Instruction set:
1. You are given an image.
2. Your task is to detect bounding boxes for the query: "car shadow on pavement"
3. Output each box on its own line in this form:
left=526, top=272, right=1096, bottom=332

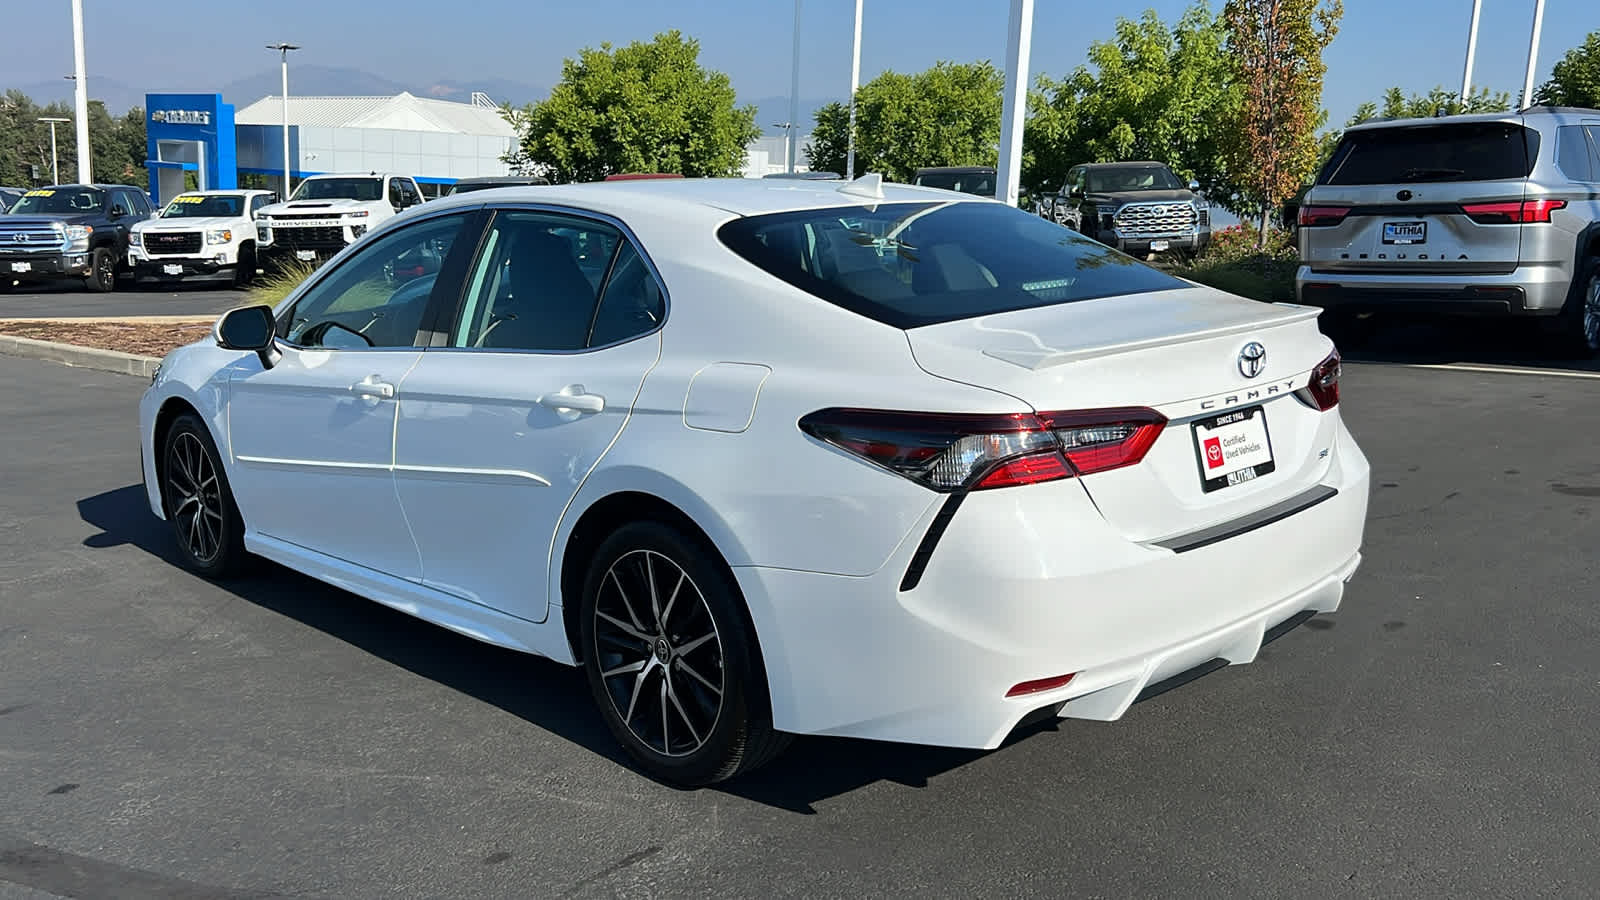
left=1324, top=314, right=1600, bottom=374
left=77, top=484, right=1021, bottom=813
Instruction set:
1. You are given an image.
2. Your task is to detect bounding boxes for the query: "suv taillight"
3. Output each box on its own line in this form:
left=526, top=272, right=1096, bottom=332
left=1295, top=349, right=1342, bottom=412
left=1461, top=199, right=1567, bottom=224
left=1297, top=206, right=1351, bottom=227
left=798, top=407, right=1168, bottom=492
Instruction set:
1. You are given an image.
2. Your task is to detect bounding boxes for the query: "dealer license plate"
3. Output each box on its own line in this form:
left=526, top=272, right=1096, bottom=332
left=1382, top=221, right=1426, bottom=244
left=1193, top=405, right=1275, bottom=493
left=1150, top=239, right=1170, bottom=251
left=295, top=250, right=317, bottom=261
left=163, top=264, right=184, bottom=276
left=10, top=262, right=31, bottom=273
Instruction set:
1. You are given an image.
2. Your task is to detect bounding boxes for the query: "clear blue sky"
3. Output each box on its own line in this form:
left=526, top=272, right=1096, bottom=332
left=2, top=0, right=1591, bottom=127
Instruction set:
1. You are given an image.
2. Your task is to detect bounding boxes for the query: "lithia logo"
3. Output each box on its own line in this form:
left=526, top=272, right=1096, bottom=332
left=150, top=109, right=211, bottom=125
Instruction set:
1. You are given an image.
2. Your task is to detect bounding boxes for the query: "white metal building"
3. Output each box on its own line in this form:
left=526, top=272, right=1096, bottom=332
left=233, top=91, right=516, bottom=196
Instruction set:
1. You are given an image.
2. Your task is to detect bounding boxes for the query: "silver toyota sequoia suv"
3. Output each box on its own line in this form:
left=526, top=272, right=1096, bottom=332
left=1296, top=106, right=1600, bottom=355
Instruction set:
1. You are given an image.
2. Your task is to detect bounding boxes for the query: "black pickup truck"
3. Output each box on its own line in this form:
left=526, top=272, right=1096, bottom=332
left=0, top=184, right=154, bottom=292
left=1035, top=162, right=1211, bottom=258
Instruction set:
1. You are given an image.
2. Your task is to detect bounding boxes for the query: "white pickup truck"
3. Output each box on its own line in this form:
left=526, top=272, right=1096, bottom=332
left=128, top=189, right=278, bottom=287
left=255, top=173, right=427, bottom=269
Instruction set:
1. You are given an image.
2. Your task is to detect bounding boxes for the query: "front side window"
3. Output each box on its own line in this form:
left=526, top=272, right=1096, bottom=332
left=452, top=211, right=643, bottom=352
left=290, top=178, right=384, bottom=202
left=10, top=187, right=105, bottom=215
left=718, top=201, right=1185, bottom=329
left=278, top=213, right=473, bottom=349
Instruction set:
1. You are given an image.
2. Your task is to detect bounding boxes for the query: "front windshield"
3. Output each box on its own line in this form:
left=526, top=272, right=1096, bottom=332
left=914, top=172, right=995, bottom=196
left=9, top=188, right=105, bottom=215
left=161, top=194, right=245, bottom=218
left=1086, top=166, right=1184, bottom=193
left=290, top=178, right=383, bottom=202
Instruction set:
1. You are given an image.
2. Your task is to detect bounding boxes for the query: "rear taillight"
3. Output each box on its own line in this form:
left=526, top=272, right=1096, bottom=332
left=798, top=406, right=1168, bottom=492
left=1461, top=199, right=1566, bottom=224
left=1297, top=206, right=1351, bottom=227
left=1295, top=349, right=1341, bottom=411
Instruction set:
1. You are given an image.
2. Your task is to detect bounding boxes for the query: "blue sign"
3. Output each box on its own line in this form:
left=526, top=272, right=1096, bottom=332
left=144, top=93, right=236, bottom=204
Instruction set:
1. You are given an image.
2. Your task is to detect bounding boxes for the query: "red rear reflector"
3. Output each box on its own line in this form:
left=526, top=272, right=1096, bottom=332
left=1297, top=206, right=1350, bottom=227
left=1006, top=673, right=1076, bottom=698
left=1461, top=199, right=1566, bottom=224
left=974, top=452, right=1072, bottom=488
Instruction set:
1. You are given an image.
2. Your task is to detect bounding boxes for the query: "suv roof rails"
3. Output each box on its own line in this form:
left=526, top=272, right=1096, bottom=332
left=1518, top=104, right=1600, bottom=116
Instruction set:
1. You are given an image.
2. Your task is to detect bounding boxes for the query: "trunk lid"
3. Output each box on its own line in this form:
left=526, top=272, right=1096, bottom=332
left=905, top=286, right=1339, bottom=542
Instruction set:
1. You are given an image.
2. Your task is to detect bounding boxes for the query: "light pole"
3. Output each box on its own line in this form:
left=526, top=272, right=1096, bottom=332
left=267, top=43, right=301, bottom=198
left=846, top=0, right=863, bottom=180
left=1460, top=0, right=1482, bottom=105
left=996, top=0, right=1035, bottom=208
left=69, top=0, right=91, bottom=184
left=38, top=117, right=69, bottom=185
left=787, top=0, right=802, bottom=173
left=771, top=123, right=792, bottom=176
left=1521, top=0, right=1547, bottom=108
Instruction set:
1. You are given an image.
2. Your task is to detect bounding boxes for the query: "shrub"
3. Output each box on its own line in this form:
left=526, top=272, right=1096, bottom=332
left=245, top=259, right=319, bottom=308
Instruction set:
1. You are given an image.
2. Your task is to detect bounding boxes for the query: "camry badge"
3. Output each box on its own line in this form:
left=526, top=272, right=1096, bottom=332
left=1238, top=342, right=1266, bottom=379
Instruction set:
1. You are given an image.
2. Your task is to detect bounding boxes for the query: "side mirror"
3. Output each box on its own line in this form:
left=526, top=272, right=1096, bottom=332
left=1188, top=179, right=1201, bottom=191
left=1069, top=185, right=1085, bottom=198
left=109, top=206, right=127, bottom=220
left=215, top=304, right=280, bottom=369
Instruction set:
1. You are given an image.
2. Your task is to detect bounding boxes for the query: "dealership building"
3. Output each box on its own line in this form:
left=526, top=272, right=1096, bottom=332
left=144, top=91, right=516, bottom=204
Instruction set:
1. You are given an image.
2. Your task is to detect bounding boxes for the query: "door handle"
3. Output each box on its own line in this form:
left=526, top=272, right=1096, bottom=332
left=538, top=385, right=605, bottom=414
left=350, top=377, right=395, bottom=399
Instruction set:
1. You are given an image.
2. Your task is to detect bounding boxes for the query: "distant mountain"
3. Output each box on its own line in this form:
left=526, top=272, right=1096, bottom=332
left=8, top=76, right=143, bottom=113
left=420, top=78, right=546, bottom=108
left=219, top=66, right=410, bottom=104
left=747, top=96, right=841, bottom=135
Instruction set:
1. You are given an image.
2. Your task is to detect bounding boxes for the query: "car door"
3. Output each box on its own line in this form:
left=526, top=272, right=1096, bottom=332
left=393, top=208, right=665, bottom=621
left=225, top=209, right=482, bottom=580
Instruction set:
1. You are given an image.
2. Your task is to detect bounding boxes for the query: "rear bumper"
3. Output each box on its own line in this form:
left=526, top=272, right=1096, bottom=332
left=737, top=417, right=1370, bottom=749
left=1295, top=264, right=1569, bottom=315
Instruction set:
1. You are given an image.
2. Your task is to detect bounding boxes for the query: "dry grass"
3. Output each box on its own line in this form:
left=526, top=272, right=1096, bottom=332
left=0, top=321, right=212, bottom=357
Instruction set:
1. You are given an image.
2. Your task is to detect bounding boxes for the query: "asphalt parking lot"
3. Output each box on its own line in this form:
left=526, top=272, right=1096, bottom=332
left=2, top=326, right=1599, bottom=898
left=0, top=282, right=244, bottom=319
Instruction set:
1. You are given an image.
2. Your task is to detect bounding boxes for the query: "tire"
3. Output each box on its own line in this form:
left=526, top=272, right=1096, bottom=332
left=83, top=247, right=116, bottom=293
left=579, top=521, right=790, bottom=786
left=1543, top=257, right=1600, bottom=358
left=159, top=413, right=249, bottom=578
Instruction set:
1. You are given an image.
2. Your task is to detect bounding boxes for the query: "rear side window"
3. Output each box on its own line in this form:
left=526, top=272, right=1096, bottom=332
left=1320, top=123, right=1538, bottom=185
left=717, top=202, right=1187, bottom=329
left=1556, top=126, right=1595, bottom=182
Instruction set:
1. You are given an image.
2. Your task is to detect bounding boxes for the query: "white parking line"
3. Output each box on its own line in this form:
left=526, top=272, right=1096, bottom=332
left=1353, top=360, right=1600, bottom=380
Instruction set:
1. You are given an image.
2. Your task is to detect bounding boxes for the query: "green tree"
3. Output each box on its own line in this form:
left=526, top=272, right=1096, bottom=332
left=807, top=61, right=1004, bottom=182
left=0, top=91, right=149, bottom=188
left=503, top=31, right=758, bottom=183
left=1025, top=4, right=1236, bottom=201
left=1221, top=0, right=1342, bottom=246
left=1534, top=30, right=1600, bottom=108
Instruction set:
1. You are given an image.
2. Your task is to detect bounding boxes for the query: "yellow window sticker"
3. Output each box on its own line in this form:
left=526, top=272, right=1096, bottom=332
left=24, top=189, right=55, bottom=197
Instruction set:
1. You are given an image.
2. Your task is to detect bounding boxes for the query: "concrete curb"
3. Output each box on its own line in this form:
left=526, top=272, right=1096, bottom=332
left=0, top=315, right=216, bottom=324
left=0, top=335, right=160, bottom=379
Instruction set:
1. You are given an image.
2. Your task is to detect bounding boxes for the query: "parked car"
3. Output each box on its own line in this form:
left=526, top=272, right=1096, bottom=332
left=0, top=184, right=154, bottom=292
left=603, top=173, right=684, bottom=181
left=129, top=190, right=277, bottom=287
left=1296, top=106, right=1600, bottom=355
left=911, top=166, right=996, bottom=197
left=447, top=175, right=550, bottom=195
left=0, top=187, right=26, bottom=213
left=1037, top=161, right=1212, bottom=258
left=140, top=176, right=1368, bottom=785
left=255, top=173, right=427, bottom=269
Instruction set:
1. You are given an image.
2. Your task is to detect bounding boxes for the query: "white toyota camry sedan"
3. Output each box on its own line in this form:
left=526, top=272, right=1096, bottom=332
left=139, top=175, right=1369, bottom=785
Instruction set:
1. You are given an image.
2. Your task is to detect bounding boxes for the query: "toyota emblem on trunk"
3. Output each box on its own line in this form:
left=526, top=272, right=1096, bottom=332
left=1238, top=342, right=1266, bottom=378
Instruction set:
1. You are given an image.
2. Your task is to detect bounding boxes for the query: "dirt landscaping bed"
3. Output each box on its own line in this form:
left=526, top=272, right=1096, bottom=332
left=0, top=320, right=212, bottom=358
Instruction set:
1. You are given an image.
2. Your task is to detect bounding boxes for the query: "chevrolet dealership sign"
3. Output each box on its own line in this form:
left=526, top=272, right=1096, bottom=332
left=150, top=109, right=212, bottom=125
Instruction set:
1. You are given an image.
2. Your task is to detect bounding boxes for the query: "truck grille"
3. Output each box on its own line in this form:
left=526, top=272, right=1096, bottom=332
left=144, top=231, right=202, bottom=255
left=1114, top=202, right=1199, bottom=238
left=272, top=226, right=347, bottom=249
left=0, top=223, right=64, bottom=251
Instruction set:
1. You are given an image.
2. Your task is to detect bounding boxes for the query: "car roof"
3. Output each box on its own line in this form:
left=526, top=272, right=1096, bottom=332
left=1343, top=111, right=1527, bottom=132
left=915, top=166, right=994, bottom=174
left=415, top=176, right=978, bottom=218
left=1081, top=161, right=1169, bottom=169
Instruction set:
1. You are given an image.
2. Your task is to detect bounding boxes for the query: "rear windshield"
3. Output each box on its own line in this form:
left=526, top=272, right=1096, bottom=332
left=717, top=201, right=1187, bottom=329
left=1320, top=122, right=1538, bottom=185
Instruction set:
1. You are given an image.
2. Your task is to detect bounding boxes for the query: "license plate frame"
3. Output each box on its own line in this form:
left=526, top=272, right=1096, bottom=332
left=10, top=262, right=31, bottom=273
left=1149, top=239, right=1170, bottom=252
left=1382, top=221, right=1427, bottom=245
left=1192, top=405, right=1276, bottom=493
